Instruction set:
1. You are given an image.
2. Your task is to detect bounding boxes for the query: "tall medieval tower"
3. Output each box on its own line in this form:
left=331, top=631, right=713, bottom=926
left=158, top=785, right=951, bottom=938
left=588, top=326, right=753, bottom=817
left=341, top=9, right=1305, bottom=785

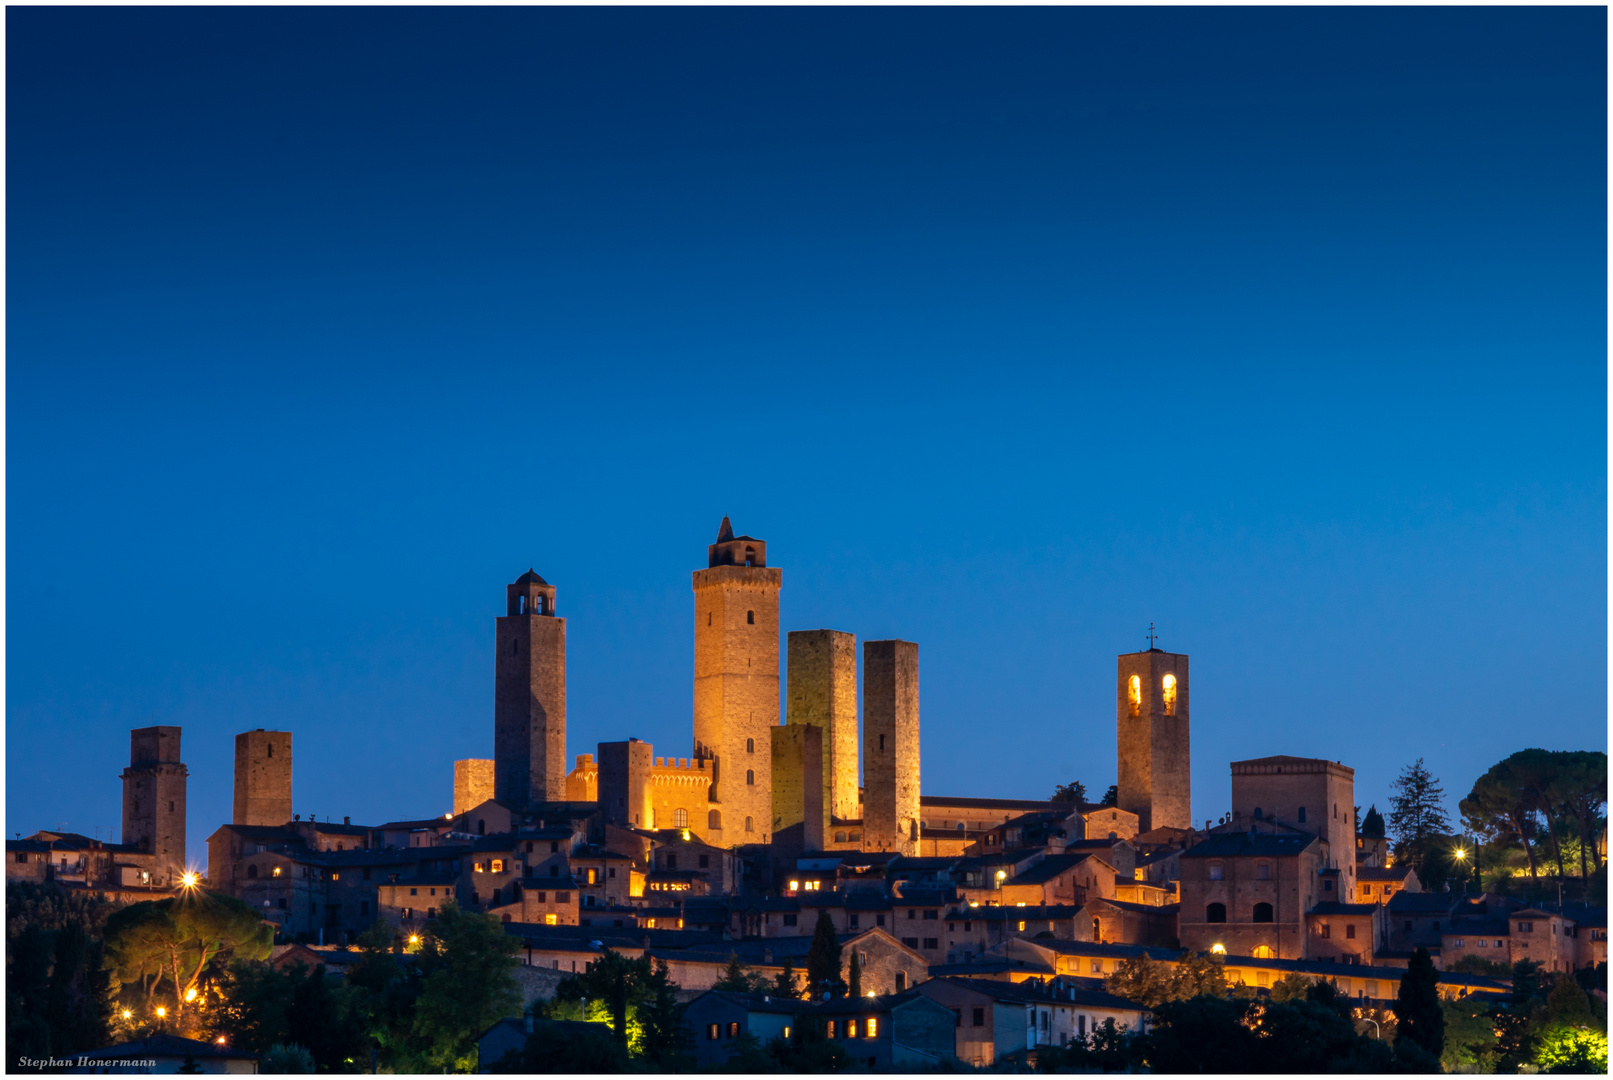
left=1116, top=646, right=1191, bottom=833
left=692, top=517, right=780, bottom=845
left=862, top=639, right=919, bottom=855
left=233, top=729, right=292, bottom=826
left=785, top=629, right=860, bottom=828
left=121, top=726, right=187, bottom=884
left=494, top=570, right=567, bottom=812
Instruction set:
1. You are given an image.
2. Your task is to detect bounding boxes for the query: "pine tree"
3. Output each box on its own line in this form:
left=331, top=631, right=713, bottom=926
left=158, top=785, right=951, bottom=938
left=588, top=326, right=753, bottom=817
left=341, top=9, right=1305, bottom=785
left=1388, top=759, right=1451, bottom=872
left=1360, top=804, right=1386, bottom=839
left=773, top=958, right=799, bottom=999
left=1100, top=785, right=1119, bottom=808
left=848, top=950, right=862, bottom=999
left=1394, top=947, right=1444, bottom=1059
left=1051, top=781, right=1087, bottom=805
left=805, top=910, right=844, bottom=1000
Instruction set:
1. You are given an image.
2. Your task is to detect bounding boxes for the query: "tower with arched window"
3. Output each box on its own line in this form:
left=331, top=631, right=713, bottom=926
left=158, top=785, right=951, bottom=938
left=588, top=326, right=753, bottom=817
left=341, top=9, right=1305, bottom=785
left=692, top=517, right=781, bottom=846
left=494, top=569, right=567, bottom=811
left=1115, top=645, right=1191, bottom=833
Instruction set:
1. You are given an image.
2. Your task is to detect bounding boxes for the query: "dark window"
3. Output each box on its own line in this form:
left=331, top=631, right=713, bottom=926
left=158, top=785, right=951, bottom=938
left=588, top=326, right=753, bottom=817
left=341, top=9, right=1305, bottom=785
left=363, top=868, right=372, bottom=881
left=923, top=937, right=939, bottom=949
left=1253, top=902, right=1273, bottom=923
left=13, top=853, right=25, bottom=864
left=850, top=913, right=860, bottom=928
left=1253, top=808, right=1263, bottom=821
left=709, top=810, right=722, bottom=830
left=608, top=867, right=616, bottom=878
left=551, top=842, right=559, bottom=853
left=247, top=865, right=258, bottom=879
left=746, top=770, right=755, bottom=786
left=747, top=738, right=755, bottom=753
left=699, top=854, right=709, bottom=868
left=924, top=910, right=938, bottom=920
left=1320, top=922, right=1331, bottom=939
left=877, top=914, right=885, bottom=926
left=972, top=1008, right=985, bottom=1027
left=1346, top=924, right=1356, bottom=940
left=1298, top=806, right=1307, bottom=823
left=667, top=853, right=677, bottom=869
left=747, top=610, right=755, bottom=624
left=908, top=909, right=916, bottom=919
left=526, top=842, right=533, bottom=853
left=477, top=819, right=486, bottom=836
left=276, top=898, right=286, bottom=910
left=902, top=937, right=919, bottom=948
left=556, top=891, right=569, bottom=903
left=879, top=735, right=885, bottom=751
left=360, top=901, right=370, bottom=916
left=1206, top=903, right=1227, bottom=923
left=784, top=914, right=798, bottom=927
left=1324, top=879, right=1334, bottom=891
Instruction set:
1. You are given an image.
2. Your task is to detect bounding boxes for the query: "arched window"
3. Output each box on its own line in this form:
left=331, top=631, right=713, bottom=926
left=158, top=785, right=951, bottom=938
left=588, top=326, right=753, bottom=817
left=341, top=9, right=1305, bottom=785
left=747, top=610, right=755, bottom=624
left=477, top=819, right=486, bottom=836
left=1206, top=903, right=1227, bottom=924
left=1162, top=673, right=1177, bottom=716
left=745, top=817, right=754, bottom=833
left=746, top=770, right=755, bottom=786
left=673, top=808, right=689, bottom=828
left=1128, top=675, right=1141, bottom=718
left=1092, top=916, right=1101, bottom=940
left=708, top=810, right=721, bottom=830
left=835, top=831, right=846, bottom=842
left=747, top=738, right=755, bottom=753
left=1298, top=806, right=1307, bottom=823
left=956, top=822, right=966, bottom=831
left=247, top=864, right=259, bottom=879
left=1253, top=902, right=1274, bottom=923
left=1252, top=945, right=1275, bottom=959
left=745, top=547, right=756, bottom=567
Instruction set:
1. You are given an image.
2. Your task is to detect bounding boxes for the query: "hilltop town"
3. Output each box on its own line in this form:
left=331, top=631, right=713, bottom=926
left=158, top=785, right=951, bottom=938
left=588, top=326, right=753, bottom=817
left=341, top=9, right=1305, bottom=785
left=10, top=519, right=1606, bottom=1071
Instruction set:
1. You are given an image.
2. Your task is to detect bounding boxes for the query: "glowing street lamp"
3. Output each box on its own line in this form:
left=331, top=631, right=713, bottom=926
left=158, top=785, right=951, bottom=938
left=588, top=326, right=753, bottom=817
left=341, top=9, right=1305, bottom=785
left=121, top=1009, right=132, bottom=1021
left=1210, top=943, right=1227, bottom=955
left=185, top=987, right=198, bottom=1002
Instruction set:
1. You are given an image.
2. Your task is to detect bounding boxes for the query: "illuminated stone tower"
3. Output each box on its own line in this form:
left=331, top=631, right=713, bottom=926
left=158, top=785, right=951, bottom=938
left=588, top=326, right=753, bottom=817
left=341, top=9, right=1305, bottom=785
left=233, top=729, right=292, bottom=826
left=785, top=629, right=860, bottom=828
left=122, top=726, right=187, bottom=884
left=692, top=517, right=781, bottom=846
left=494, top=570, right=567, bottom=812
left=862, top=639, right=920, bottom=855
left=1116, top=646, right=1191, bottom=833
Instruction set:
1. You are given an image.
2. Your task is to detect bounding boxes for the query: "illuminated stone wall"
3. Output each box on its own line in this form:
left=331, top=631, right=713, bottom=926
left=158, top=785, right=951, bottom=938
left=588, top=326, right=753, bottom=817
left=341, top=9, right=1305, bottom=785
left=1177, top=837, right=1323, bottom=960
left=565, top=754, right=598, bottom=802
left=1230, top=756, right=1358, bottom=901
left=863, top=640, right=920, bottom=856
left=786, top=629, right=860, bottom=826
left=234, top=729, right=293, bottom=826
left=452, top=757, right=494, bottom=816
left=771, top=723, right=824, bottom=855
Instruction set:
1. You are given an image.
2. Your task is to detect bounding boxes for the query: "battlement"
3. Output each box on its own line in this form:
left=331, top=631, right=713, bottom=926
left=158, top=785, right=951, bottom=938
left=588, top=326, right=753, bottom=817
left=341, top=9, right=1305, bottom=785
left=651, top=758, right=713, bottom=784
left=574, top=754, right=596, bottom=769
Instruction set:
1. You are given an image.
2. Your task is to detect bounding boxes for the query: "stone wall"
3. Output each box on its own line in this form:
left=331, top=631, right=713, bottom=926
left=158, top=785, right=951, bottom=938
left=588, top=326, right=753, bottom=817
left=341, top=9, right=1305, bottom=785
left=786, top=629, right=860, bottom=825
left=771, top=724, right=824, bottom=856
left=234, top=730, right=293, bottom=827
left=122, top=726, right=187, bottom=885
left=862, top=641, right=919, bottom=856
left=494, top=598, right=567, bottom=811
left=453, top=758, right=494, bottom=817
left=1115, top=651, right=1191, bottom=833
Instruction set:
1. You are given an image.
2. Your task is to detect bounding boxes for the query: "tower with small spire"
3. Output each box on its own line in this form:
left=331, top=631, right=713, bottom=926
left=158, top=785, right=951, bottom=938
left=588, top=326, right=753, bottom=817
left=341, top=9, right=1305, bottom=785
left=692, top=517, right=781, bottom=845
left=1116, top=638, right=1191, bottom=833
left=494, top=569, right=567, bottom=811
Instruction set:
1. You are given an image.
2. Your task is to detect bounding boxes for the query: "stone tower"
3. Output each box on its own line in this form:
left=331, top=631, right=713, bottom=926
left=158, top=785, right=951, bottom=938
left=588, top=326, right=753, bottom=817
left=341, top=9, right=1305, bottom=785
left=121, top=726, right=187, bottom=884
left=771, top=723, right=825, bottom=855
left=862, top=640, right=919, bottom=855
left=597, top=739, right=654, bottom=829
left=453, top=759, right=495, bottom=816
left=692, top=517, right=781, bottom=846
left=1116, top=647, right=1191, bottom=833
left=786, top=629, right=860, bottom=828
left=494, top=569, right=567, bottom=812
left=233, top=729, right=292, bottom=827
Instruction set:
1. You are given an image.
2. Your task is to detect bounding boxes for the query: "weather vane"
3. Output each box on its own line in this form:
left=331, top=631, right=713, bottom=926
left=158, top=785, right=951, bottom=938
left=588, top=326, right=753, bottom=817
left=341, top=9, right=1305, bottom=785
left=1146, top=622, right=1158, bottom=649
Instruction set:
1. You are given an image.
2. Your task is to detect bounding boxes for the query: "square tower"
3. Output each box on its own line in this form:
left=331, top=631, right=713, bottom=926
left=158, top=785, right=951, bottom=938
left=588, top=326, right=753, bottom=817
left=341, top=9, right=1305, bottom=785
left=862, top=639, right=919, bottom=855
left=121, top=726, right=187, bottom=884
left=494, top=569, right=567, bottom=812
left=233, top=729, right=292, bottom=826
left=1231, top=756, right=1357, bottom=900
left=597, top=739, right=655, bottom=829
left=1116, top=648, right=1191, bottom=833
left=771, top=723, right=825, bottom=856
left=786, top=629, right=860, bottom=826
left=692, top=517, right=781, bottom=846
left=454, top=758, right=495, bottom=816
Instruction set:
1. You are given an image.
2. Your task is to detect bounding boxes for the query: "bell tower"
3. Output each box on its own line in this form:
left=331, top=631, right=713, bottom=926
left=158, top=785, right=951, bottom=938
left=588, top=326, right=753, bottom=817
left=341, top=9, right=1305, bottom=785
left=692, top=517, right=781, bottom=846
left=494, top=570, right=567, bottom=812
left=1116, top=644, right=1191, bottom=833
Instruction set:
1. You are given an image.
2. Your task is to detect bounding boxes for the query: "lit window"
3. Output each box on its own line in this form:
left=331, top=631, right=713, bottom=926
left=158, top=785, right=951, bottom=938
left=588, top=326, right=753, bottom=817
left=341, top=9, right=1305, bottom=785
left=474, top=862, right=484, bottom=873
left=272, top=866, right=282, bottom=878
left=847, top=1020, right=857, bottom=1038
left=544, top=914, right=557, bottom=926
left=1162, top=673, right=1177, bottom=715
left=1128, top=675, right=1141, bottom=717
left=491, top=860, right=504, bottom=874
left=866, top=1018, right=877, bottom=1038
left=783, top=1026, right=791, bottom=1040
left=789, top=880, right=800, bottom=891
left=674, top=808, right=688, bottom=828
left=1018, top=921, right=1026, bottom=931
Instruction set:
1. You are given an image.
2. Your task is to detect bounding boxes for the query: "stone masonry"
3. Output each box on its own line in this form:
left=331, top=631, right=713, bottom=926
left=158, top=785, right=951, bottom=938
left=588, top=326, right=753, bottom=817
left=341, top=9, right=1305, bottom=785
left=771, top=722, right=825, bottom=854
left=122, top=725, right=187, bottom=884
left=786, top=629, right=860, bottom=827
left=454, top=758, right=496, bottom=816
left=494, top=570, right=567, bottom=812
left=863, top=640, right=919, bottom=855
left=692, top=518, right=780, bottom=844
left=233, top=729, right=292, bottom=827
left=1115, top=649, right=1190, bottom=833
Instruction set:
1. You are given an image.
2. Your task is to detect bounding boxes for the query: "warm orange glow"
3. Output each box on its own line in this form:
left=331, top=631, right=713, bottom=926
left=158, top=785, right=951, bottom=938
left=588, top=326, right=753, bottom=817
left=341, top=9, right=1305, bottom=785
left=1162, top=674, right=1177, bottom=715
left=544, top=914, right=558, bottom=925
left=156, top=1007, right=167, bottom=1018
left=121, top=1009, right=132, bottom=1020
left=185, top=987, right=198, bottom=1002
left=272, top=866, right=282, bottom=878
left=1252, top=945, right=1274, bottom=959
left=216, top=1037, right=227, bottom=1044
left=408, top=934, right=420, bottom=947
left=866, top=1017, right=878, bottom=1037
left=180, top=872, right=200, bottom=889
left=1454, top=848, right=1466, bottom=861
left=1128, top=674, right=1142, bottom=716
left=1210, top=943, right=1226, bottom=955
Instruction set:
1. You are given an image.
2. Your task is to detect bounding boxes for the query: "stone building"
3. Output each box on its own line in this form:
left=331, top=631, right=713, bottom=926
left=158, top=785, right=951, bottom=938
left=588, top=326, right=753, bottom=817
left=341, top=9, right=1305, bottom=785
left=1116, top=649, right=1190, bottom=833
left=785, top=628, right=860, bottom=827
left=454, top=758, right=495, bottom=816
left=1230, top=755, right=1358, bottom=902
left=494, top=570, right=567, bottom=812
left=121, top=726, right=187, bottom=886
left=233, top=729, right=292, bottom=827
left=692, top=517, right=781, bottom=844
left=863, top=639, right=920, bottom=855
left=1178, top=831, right=1324, bottom=959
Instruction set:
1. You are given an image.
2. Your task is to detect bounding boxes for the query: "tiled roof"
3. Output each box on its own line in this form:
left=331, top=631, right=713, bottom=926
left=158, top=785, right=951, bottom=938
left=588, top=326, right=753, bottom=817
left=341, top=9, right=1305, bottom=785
left=1308, top=903, right=1379, bottom=916
left=88, top=1034, right=256, bottom=1061
left=934, top=976, right=1147, bottom=1012
left=1356, top=866, right=1415, bottom=881
left=1010, top=853, right=1096, bottom=886
left=1181, top=833, right=1317, bottom=859
left=944, top=905, right=1081, bottom=922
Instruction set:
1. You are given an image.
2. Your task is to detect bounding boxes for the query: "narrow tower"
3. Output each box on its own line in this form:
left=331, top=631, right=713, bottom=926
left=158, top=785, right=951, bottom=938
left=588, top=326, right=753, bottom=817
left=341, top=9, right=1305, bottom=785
left=494, top=570, right=567, bottom=812
left=1116, top=644, right=1191, bottom=833
left=786, top=629, right=860, bottom=829
left=453, top=759, right=495, bottom=816
left=121, top=726, right=187, bottom=885
left=692, top=517, right=781, bottom=846
left=862, top=639, right=919, bottom=855
left=233, top=729, right=292, bottom=826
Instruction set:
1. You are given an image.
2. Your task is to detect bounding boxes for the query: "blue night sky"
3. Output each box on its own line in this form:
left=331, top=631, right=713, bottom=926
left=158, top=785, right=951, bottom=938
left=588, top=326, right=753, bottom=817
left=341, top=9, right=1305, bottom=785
left=7, top=7, right=1606, bottom=869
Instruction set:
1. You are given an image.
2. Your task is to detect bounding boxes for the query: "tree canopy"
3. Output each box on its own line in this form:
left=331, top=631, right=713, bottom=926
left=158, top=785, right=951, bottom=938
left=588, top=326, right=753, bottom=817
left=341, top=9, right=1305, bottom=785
left=103, top=891, right=271, bottom=1022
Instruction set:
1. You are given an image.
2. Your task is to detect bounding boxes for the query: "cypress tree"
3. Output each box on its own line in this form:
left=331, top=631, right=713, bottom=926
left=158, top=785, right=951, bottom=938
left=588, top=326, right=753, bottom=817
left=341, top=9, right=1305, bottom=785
left=1394, top=947, right=1444, bottom=1059
left=806, top=910, right=844, bottom=999
left=774, top=958, right=799, bottom=999
left=848, top=950, right=862, bottom=999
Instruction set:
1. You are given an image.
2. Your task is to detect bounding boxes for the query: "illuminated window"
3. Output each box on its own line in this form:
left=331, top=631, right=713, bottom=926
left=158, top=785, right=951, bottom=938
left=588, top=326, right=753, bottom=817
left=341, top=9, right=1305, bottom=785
left=272, top=866, right=282, bottom=878
left=783, top=1026, right=791, bottom=1039
left=491, top=860, right=504, bottom=874
left=866, top=1018, right=878, bottom=1038
left=847, top=1020, right=857, bottom=1038
left=789, top=880, right=800, bottom=891
left=586, top=868, right=597, bottom=885
left=1017, top=921, right=1026, bottom=931
left=728, top=1022, right=740, bottom=1038
left=1128, top=675, right=1141, bottom=717
left=673, top=808, right=688, bottom=828
left=826, top=1021, right=837, bottom=1039
left=474, top=862, right=484, bottom=873
left=707, top=1024, right=720, bottom=1041
left=544, top=914, right=557, bottom=925
left=1162, top=673, right=1176, bottom=715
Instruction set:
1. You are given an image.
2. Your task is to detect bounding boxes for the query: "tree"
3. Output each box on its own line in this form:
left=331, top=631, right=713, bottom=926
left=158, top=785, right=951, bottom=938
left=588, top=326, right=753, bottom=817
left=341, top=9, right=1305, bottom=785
left=636, top=959, right=691, bottom=1071
left=1144, top=995, right=1261, bottom=1073
left=1553, top=750, right=1608, bottom=879
left=847, top=950, right=861, bottom=1000
left=1394, top=947, right=1444, bottom=1059
left=1103, top=953, right=1229, bottom=1009
left=805, top=910, right=843, bottom=999
left=1268, top=972, right=1314, bottom=1003
left=260, top=1043, right=315, bottom=1073
left=1360, top=804, right=1386, bottom=839
left=1100, top=785, right=1119, bottom=808
left=1051, top=781, right=1087, bottom=805
left=1388, top=759, right=1452, bottom=874
left=409, top=902, right=521, bottom=1072
left=1440, top=993, right=1501, bottom=1073
left=103, top=892, right=271, bottom=1023
left=773, top=958, right=800, bottom=1000
left=488, top=1020, right=630, bottom=1073
left=713, top=953, right=769, bottom=994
